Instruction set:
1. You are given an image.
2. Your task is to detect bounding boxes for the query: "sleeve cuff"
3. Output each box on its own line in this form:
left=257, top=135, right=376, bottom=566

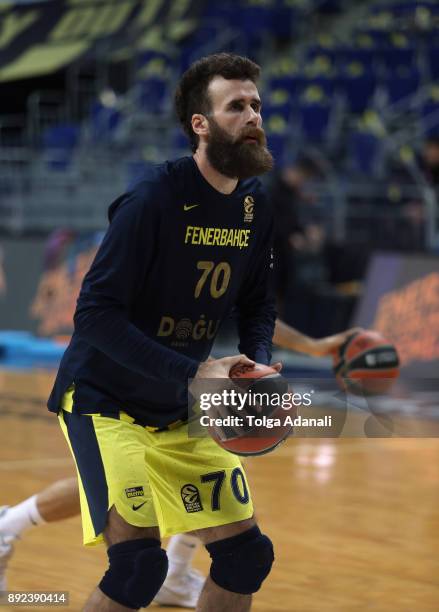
left=252, top=347, right=271, bottom=365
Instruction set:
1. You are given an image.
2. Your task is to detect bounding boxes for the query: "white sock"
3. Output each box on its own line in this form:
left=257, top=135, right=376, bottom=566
left=0, top=496, right=45, bottom=538
left=166, top=533, right=199, bottom=578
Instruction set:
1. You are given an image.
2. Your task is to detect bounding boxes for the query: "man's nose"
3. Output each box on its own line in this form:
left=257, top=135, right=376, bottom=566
left=246, top=106, right=260, bottom=126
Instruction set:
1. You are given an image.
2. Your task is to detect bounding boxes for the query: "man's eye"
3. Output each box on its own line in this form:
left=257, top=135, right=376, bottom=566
left=231, top=102, right=243, bottom=111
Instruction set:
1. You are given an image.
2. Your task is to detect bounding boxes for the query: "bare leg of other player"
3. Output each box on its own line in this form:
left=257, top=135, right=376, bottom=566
left=36, top=477, right=80, bottom=520
left=0, top=478, right=204, bottom=607
left=192, top=518, right=257, bottom=612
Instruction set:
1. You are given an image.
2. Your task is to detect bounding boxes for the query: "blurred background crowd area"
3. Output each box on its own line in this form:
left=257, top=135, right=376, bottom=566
left=1, top=0, right=439, bottom=340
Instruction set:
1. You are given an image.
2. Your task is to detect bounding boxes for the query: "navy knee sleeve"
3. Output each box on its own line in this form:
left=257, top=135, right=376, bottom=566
left=99, top=538, right=168, bottom=609
left=206, top=526, right=274, bottom=595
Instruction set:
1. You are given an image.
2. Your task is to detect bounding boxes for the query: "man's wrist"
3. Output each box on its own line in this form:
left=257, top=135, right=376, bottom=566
left=291, top=335, right=322, bottom=356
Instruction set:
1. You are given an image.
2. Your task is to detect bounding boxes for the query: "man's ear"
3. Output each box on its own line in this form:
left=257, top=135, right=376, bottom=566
left=192, top=114, right=209, bottom=138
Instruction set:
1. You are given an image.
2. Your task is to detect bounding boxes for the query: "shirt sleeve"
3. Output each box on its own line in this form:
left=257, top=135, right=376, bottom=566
left=235, top=211, right=277, bottom=365
left=73, top=184, right=199, bottom=382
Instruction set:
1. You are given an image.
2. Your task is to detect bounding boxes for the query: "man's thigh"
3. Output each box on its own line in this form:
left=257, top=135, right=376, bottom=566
left=145, top=425, right=255, bottom=537
left=59, top=409, right=159, bottom=546
left=190, top=516, right=257, bottom=545
left=104, top=506, right=161, bottom=547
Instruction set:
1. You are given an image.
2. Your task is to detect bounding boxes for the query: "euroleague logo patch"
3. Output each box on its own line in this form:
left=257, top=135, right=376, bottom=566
left=243, top=195, right=254, bottom=223
left=181, top=484, right=203, bottom=513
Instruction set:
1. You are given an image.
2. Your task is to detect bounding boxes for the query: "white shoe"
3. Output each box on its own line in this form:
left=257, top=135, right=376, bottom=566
left=154, top=568, right=205, bottom=608
left=0, top=507, right=16, bottom=592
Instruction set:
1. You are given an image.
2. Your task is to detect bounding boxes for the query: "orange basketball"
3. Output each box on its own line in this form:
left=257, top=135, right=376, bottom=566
left=207, top=363, right=295, bottom=457
left=333, top=330, right=400, bottom=396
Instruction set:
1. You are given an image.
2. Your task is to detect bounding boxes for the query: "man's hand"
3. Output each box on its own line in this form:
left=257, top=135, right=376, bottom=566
left=190, top=355, right=256, bottom=435
left=271, top=362, right=282, bottom=372
left=195, top=354, right=255, bottom=379
left=305, top=328, right=363, bottom=357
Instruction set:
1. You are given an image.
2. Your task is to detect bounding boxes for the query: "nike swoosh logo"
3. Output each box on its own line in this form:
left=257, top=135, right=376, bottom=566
left=184, top=204, right=199, bottom=211
left=132, top=501, right=147, bottom=511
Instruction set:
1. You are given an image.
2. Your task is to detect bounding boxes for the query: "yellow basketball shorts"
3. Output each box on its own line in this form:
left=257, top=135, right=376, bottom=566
left=58, top=391, right=253, bottom=546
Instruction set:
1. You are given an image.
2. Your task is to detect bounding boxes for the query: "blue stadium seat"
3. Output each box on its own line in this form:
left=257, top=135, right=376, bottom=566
left=264, top=89, right=294, bottom=122
left=348, top=130, right=383, bottom=176
left=234, top=1, right=276, bottom=35
left=384, top=66, right=420, bottom=105
left=271, top=1, right=298, bottom=40
left=427, top=46, right=439, bottom=80
left=264, top=106, right=293, bottom=123
left=355, top=29, right=389, bottom=47
left=264, top=94, right=291, bottom=164
left=421, top=99, right=439, bottom=136
left=268, top=76, right=304, bottom=97
left=304, top=53, right=335, bottom=77
left=297, top=92, right=332, bottom=143
left=301, top=76, right=336, bottom=98
left=337, top=46, right=377, bottom=71
left=306, top=45, right=339, bottom=65
left=42, top=124, right=80, bottom=171
left=137, top=77, right=169, bottom=113
left=266, top=133, right=288, bottom=165
left=378, top=33, right=416, bottom=69
left=89, top=101, right=121, bottom=143
left=337, top=62, right=377, bottom=114
left=202, top=1, right=235, bottom=22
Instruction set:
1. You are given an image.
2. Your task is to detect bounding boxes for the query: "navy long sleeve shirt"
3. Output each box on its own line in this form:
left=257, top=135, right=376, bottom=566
left=48, top=156, right=276, bottom=426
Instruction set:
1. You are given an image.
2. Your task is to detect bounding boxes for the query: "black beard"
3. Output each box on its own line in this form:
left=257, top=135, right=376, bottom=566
left=205, top=119, right=274, bottom=180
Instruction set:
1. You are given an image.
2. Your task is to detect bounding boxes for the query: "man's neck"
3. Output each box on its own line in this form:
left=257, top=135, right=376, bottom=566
left=193, top=149, right=238, bottom=195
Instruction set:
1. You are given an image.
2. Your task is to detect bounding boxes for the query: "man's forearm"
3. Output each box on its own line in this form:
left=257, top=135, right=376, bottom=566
left=273, top=319, right=315, bottom=354
left=273, top=320, right=359, bottom=357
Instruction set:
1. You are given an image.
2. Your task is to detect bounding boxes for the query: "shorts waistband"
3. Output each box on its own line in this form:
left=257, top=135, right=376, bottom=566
left=61, top=386, right=187, bottom=431
left=100, top=410, right=187, bottom=432
left=144, top=418, right=187, bottom=432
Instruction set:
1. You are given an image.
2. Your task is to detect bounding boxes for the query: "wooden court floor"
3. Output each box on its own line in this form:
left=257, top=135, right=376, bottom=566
left=1, top=370, right=438, bottom=611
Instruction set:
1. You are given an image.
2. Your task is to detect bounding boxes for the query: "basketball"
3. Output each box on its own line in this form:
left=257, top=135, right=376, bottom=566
left=207, top=363, right=295, bottom=457
left=333, top=331, right=400, bottom=396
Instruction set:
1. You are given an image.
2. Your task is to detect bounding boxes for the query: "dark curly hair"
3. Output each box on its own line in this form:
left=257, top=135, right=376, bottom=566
left=175, top=53, right=261, bottom=153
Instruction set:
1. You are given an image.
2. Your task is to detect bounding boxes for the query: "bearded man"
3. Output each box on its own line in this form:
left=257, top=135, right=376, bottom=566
left=47, top=53, right=278, bottom=611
